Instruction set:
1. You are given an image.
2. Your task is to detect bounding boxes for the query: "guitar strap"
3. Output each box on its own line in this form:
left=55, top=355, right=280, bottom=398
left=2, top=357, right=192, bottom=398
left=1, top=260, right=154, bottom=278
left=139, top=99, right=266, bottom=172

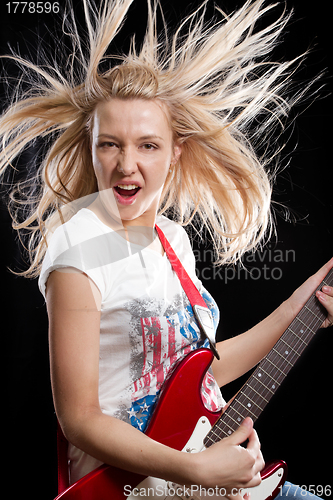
left=155, top=225, right=220, bottom=360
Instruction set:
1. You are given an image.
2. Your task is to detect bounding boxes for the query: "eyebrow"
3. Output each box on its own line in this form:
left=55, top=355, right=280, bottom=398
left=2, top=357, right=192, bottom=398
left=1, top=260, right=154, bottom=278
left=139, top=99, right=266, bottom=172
left=97, top=134, right=165, bottom=142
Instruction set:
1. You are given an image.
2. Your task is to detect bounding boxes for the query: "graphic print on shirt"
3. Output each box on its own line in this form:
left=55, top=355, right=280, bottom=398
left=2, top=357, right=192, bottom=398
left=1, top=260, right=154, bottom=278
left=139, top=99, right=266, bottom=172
left=123, top=289, right=221, bottom=431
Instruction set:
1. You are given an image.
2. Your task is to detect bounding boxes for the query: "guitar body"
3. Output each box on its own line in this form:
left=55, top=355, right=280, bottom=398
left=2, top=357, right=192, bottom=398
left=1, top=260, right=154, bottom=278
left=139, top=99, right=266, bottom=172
left=55, top=349, right=287, bottom=500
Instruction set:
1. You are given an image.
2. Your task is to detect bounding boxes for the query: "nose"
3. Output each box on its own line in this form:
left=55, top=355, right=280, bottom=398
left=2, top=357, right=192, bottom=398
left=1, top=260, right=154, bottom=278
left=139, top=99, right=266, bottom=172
left=117, top=149, right=138, bottom=175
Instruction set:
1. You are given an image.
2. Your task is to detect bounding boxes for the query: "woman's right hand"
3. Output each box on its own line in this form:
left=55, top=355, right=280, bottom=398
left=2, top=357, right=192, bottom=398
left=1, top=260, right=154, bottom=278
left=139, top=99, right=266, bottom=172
left=190, top=417, right=264, bottom=496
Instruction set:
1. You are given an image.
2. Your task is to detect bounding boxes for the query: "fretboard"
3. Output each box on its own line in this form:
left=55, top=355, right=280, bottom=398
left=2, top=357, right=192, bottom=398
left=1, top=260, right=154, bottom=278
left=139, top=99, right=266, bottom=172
left=204, top=266, right=333, bottom=447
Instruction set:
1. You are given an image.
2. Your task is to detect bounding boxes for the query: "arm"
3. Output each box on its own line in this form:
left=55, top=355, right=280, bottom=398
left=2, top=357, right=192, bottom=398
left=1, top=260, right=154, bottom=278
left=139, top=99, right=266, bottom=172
left=47, top=269, right=264, bottom=490
left=212, top=258, right=333, bottom=388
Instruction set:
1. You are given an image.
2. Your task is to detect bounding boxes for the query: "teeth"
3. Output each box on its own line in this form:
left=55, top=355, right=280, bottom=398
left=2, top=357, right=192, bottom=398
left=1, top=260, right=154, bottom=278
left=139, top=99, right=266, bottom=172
left=116, top=184, right=139, bottom=190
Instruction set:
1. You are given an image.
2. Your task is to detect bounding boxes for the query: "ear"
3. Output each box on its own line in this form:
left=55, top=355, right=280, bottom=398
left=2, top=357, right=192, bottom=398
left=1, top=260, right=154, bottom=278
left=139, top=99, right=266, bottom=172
left=172, top=143, right=182, bottom=165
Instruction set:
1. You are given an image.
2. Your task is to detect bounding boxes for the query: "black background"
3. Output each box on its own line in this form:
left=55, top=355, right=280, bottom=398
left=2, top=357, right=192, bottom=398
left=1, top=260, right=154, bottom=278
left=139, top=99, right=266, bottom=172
left=1, top=1, right=332, bottom=499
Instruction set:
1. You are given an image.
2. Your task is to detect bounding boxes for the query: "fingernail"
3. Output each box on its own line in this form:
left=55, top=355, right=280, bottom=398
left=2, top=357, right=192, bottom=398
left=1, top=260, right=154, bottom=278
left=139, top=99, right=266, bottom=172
left=241, top=417, right=253, bottom=428
left=322, top=286, right=331, bottom=293
left=317, top=291, right=326, bottom=301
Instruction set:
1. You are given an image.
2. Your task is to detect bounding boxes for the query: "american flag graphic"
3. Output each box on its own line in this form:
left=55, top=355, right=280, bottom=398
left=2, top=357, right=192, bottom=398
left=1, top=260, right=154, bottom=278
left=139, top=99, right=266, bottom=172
left=127, top=301, right=220, bottom=431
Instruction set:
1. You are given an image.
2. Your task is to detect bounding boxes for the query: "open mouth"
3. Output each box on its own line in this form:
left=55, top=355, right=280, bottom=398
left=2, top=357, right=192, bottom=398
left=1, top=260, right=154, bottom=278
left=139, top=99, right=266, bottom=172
left=114, top=184, right=141, bottom=197
left=113, top=184, right=141, bottom=205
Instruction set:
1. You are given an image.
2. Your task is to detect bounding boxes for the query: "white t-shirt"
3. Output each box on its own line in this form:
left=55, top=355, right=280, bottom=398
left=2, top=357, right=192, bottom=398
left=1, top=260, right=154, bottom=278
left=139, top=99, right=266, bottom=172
left=39, top=209, right=224, bottom=484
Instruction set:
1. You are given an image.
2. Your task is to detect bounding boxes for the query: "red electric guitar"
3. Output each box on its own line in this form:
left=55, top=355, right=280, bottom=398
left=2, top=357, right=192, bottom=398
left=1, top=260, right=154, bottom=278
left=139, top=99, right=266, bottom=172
left=55, top=266, right=332, bottom=500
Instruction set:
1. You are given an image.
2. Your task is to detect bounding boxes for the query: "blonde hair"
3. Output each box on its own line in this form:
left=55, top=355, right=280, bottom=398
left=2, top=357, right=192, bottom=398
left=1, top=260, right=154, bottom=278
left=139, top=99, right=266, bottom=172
left=0, top=0, right=305, bottom=277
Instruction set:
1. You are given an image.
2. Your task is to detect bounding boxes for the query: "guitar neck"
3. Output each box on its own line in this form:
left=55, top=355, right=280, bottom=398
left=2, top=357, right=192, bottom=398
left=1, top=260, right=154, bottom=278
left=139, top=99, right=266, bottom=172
left=204, top=267, right=333, bottom=447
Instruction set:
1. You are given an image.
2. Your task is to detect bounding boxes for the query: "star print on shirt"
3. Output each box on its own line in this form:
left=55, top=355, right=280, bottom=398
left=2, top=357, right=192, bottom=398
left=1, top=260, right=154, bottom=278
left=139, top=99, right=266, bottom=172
left=141, top=402, right=150, bottom=412
left=127, top=395, right=158, bottom=431
left=127, top=407, right=137, bottom=419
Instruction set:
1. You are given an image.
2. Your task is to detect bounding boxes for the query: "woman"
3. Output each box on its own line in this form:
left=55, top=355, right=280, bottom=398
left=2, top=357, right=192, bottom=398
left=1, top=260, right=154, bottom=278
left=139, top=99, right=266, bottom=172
left=1, top=0, right=332, bottom=497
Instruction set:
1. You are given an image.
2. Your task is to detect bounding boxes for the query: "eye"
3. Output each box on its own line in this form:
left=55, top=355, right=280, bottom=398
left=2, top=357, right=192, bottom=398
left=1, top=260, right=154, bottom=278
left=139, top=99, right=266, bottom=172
left=98, top=141, right=118, bottom=149
left=142, top=143, right=157, bottom=150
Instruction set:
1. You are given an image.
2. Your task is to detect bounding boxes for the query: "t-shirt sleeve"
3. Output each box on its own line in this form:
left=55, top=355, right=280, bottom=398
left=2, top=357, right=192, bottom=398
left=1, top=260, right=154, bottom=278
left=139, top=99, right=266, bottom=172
left=38, top=222, right=108, bottom=299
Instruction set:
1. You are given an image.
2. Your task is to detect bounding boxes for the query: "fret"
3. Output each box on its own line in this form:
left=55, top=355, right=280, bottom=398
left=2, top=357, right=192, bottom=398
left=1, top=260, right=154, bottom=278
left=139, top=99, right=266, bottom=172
left=274, top=341, right=300, bottom=363
left=227, top=404, right=247, bottom=422
left=220, top=418, right=240, bottom=436
left=277, top=337, right=300, bottom=357
left=257, top=365, right=284, bottom=390
left=212, top=425, right=231, bottom=440
left=228, top=410, right=243, bottom=425
left=204, top=268, right=332, bottom=447
left=296, top=316, right=315, bottom=333
left=246, top=382, right=269, bottom=403
left=208, top=427, right=223, bottom=441
left=253, top=372, right=275, bottom=394
left=229, top=398, right=255, bottom=417
left=243, top=380, right=271, bottom=407
left=204, top=437, right=213, bottom=447
left=224, top=425, right=235, bottom=436
left=211, top=413, right=243, bottom=441
left=236, top=397, right=262, bottom=416
left=211, top=409, right=243, bottom=440
left=224, top=406, right=245, bottom=421
left=255, top=365, right=281, bottom=389
left=265, top=357, right=287, bottom=377
left=303, top=304, right=322, bottom=322
left=272, top=347, right=293, bottom=367
left=241, top=394, right=264, bottom=413
left=224, top=411, right=243, bottom=428
left=231, top=398, right=258, bottom=419
left=288, top=326, right=308, bottom=346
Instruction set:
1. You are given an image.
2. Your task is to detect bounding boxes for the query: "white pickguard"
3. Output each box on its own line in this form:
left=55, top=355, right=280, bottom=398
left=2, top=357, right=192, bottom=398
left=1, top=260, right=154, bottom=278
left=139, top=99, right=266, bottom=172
left=126, top=417, right=284, bottom=500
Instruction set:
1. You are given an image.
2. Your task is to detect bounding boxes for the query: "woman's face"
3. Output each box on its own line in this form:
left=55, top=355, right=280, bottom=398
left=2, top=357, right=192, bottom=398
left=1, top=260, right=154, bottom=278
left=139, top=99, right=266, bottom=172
left=90, top=98, right=181, bottom=228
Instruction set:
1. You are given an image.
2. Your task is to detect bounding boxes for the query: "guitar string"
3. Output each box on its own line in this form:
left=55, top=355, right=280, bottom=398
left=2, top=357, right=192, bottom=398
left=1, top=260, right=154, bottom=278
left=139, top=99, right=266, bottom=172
left=206, top=270, right=333, bottom=444
left=206, top=282, right=332, bottom=444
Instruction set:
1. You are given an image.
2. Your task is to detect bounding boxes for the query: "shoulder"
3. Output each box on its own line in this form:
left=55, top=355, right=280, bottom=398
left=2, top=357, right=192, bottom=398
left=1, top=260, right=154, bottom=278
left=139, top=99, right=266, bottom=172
left=156, top=215, right=192, bottom=251
left=39, top=209, right=112, bottom=298
left=156, top=215, right=198, bottom=281
left=42, top=209, right=107, bottom=267
left=48, top=209, right=106, bottom=247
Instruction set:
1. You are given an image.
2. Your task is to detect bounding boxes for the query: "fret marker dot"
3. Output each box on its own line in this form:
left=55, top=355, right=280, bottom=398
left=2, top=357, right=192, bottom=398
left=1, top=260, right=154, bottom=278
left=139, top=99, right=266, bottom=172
left=258, top=373, right=262, bottom=377
left=237, top=417, right=241, bottom=422
left=247, top=403, right=251, bottom=408
left=300, top=329, right=304, bottom=333
left=228, top=430, right=232, bottom=435
left=272, top=384, right=275, bottom=389
left=285, top=351, right=289, bottom=355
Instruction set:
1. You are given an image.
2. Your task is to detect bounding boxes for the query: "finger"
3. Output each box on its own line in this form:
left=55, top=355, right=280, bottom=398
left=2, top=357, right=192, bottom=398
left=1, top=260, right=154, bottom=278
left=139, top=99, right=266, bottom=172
left=316, top=288, right=333, bottom=327
left=254, top=451, right=265, bottom=476
left=322, top=285, right=333, bottom=297
left=316, top=289, right=333, bottom=304
left=246, top=429, right=265, bottom=478
left=227, top=417, right=254, bottom=446
left=246, top=427, right=260, bottom=449
left=246, top=428, right=263, bottom=460
left=246, top=470, right=263, bottom=489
